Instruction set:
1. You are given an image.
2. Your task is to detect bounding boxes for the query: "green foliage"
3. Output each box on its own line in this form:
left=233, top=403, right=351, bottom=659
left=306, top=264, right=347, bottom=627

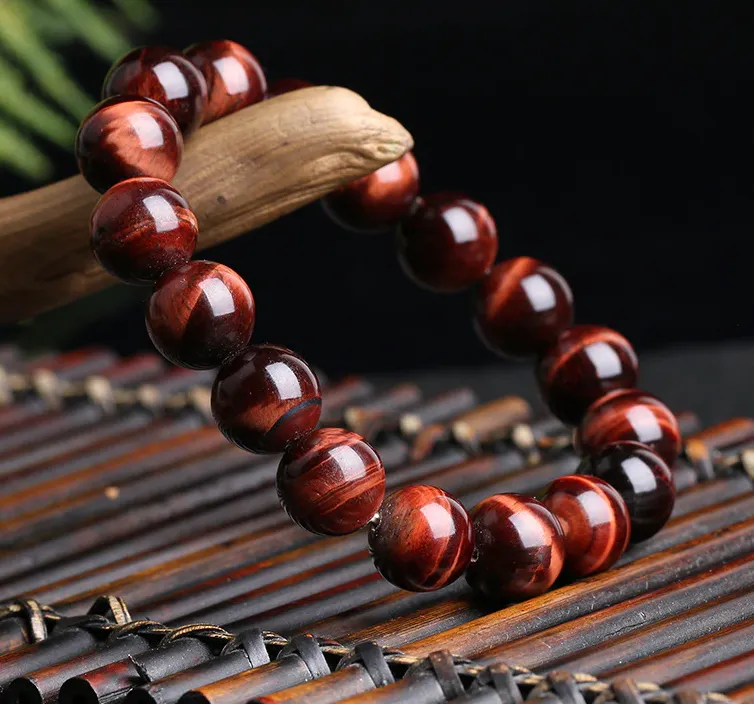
left=0, top=0, right=159, bottom=181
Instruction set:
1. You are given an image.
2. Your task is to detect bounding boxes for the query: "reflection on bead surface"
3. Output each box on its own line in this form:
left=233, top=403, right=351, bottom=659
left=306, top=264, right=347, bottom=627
left=466, top=494, right=565, bottom=600
left=267, top=78, right=314, bottom=97
left=369, top=486, right=474, bottom=592
left=76, top=96, right=183, bottom=193
left=212, top=344, right=321, bottom=453
left=576, top=389, right=681, bottom=467
left=323, top=152, right=420, bottom=233
left=396, top=193, right=497, bottom=292
left=146, top=261, right=254, bottom=369
left=184, top=40, right=266, bottom=123
left=475, top=257, right=574, bottom=359
left=103, top=46, right=208, bottom=136
left=543, top=474, right=631, bottom=575
left=580, top=441, right=675, bottom=542
left=537, top=325, right=639, bottom=426
left=90, top=178, right=197, bottom=285
left=278, top=428, right=385, bottom=536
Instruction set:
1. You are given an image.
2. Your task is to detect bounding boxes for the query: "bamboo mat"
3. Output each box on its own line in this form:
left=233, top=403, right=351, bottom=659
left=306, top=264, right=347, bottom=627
left=0, top=344, right=752, bottom=704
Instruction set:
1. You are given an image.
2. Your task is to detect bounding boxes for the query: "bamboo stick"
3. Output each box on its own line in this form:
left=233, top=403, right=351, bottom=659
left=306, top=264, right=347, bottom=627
left=542, top=589, right=754, bottom=675
left=394, top=516, right=754, bottom=658
left=728, top=683, right=754, bottom=703
left=479, top=551, right=754, bottom=671
left=602, top=616, right=754, bottom=684
left=665, top=649, right=754, bottom=695
left=0, top=375, right=379, bottom=577
left=4, top=633, right=152, bottom=704
left=119, top=480, right=754, bottom=704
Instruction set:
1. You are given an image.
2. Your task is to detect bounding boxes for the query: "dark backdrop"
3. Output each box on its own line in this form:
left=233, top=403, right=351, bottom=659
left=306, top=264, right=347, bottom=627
left=2, top=0, right=753, bottom=375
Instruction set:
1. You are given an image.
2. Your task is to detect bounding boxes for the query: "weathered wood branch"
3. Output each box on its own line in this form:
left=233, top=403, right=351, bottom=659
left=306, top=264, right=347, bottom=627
left=0, top=86, right=413, bottom=323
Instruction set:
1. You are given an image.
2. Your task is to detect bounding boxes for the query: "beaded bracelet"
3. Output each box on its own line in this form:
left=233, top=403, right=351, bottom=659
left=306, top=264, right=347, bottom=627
left=74, top=40, right=681, bottom=602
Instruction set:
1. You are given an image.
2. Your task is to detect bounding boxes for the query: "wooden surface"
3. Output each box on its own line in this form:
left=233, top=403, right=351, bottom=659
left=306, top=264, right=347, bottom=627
left=0, top=87, right=413, bottom=323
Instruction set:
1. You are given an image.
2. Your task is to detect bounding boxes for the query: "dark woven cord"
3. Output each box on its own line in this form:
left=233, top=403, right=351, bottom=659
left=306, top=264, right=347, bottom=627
left=0, top=597, right=732, bottom=704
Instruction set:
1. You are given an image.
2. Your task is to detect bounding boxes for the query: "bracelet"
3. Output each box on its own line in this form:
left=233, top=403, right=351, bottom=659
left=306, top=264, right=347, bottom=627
left=74, top=40, right=681, bottom=603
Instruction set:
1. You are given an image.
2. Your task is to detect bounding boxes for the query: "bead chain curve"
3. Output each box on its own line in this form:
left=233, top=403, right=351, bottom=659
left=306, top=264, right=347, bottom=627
left=75, top=40, right=682, bottom=601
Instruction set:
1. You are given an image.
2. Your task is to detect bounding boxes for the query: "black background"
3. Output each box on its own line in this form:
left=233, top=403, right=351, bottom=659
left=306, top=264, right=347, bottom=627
left=2, top=0, right=754, bottom=377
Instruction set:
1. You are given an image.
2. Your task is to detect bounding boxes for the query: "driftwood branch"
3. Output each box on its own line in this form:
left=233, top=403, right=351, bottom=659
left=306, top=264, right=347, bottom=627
left=0, top=86, right=413, bottom=323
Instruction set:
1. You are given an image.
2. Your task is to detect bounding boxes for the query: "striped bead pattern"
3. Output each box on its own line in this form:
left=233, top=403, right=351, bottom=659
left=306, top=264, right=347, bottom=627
left=537, top=324, right=639, bottom=426
left=543, top=474, right=631, bottom=576
left=211, top=344, right=321, bottom=454
left=146, top=260, right=255, bottom=370
left=576, top=389, right=682, bottom=467
left=91, top=178, right=198, bottom=285
left=278, top=428, right=385, bottom=536
left=466, top=493, right=565, bottom=600
left=369, top=485, right=474, bottom=592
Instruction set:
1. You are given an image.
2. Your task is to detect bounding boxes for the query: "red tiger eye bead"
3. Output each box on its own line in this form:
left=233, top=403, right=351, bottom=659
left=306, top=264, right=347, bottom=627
left=369, top=485, right=474, bottom=592
left=90, top=178, right=198, bottom=285
left=211, top=344, right=321, bottom=453
left=323, top=152, right=420, bottom=233
left=396, top=193, right=498, bottom=292
left=267, top=78, right=314, bottom=97
left=103, top=46, right=208, bottom=136
left=277, top=428, right=385, bottom=536
left=580, top=441, right=675, bottom=542
left=475, top=257, right=574, bottom=359
left=146, top=261, right=255, bottom=370
left=76, top=96, right=183, bottom=193
left=542, top=475, right=631, bottom=576
left=184, top=40, right=266, bottom=123
left=466, top=494, right=565, bottom=600
left=576, top=389, right=681, bottom=467
left=536, top=325, right=639, bottom=426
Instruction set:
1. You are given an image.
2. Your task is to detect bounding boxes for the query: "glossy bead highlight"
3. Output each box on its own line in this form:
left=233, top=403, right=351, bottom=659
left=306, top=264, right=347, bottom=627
left=475, top=257, right=574, bottom=358
left=146, top=261, right=255, bottom=369
left=369, top=486, right=474, bottom=592
left=576, top=389, right=681, bottom=467
left=76, top=96, right=184, bottom=193
left=543, top=474, right=631, bottom=575
left=103, top=46, right=208, bottom=136
left=466, top=493, right=565, bottom=601
left=323, top=152, right=420, bottom=232
left=90, top=178, right=198, bottom=285
left=537, top=325, right=639, bottom=425
left=184, top=40, right=266, bottom=123
left=396, top=193, right=498, bottom=292
left=212, top=344, right=321, bottom=453
left=278, top=428, right=385, bottom=536
left=581, top=441, right=675, bottom=542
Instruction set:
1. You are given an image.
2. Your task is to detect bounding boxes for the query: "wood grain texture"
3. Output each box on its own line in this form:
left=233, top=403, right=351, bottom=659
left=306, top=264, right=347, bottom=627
left=0, top=87, right=413, bottom=323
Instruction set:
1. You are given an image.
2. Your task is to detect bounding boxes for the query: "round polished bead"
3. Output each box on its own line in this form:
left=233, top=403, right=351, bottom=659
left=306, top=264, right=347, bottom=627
left=396, top=193, right=497, bottom=292
left=542, top=474, right=631, bottom=575
left=466, top=494, right=565, bottom=600
left=146, top=261, right=254, bottom=369
left=76, top=96, right=183, bottom=193
left=323, top=152, right=420, bottom=233
left=267, top=78, right=314, bottom=97
left=102, top=46, right=208, bottom=136
left=90, top=178, right=198, bottom=285
left=576, top=389, right=681, bottom=467
left=537, top=325, right=639, bottom=426
left=278, top=428, right=385, bottom=536
left=184, top=40, right=266, bottom=123
left=580, top=441, right=675, bottom=542
left=369, top=486, right=474, bottom=592
left=211, top=344, right=321, bottom=453
left=475, top=257, right=574, bottom=359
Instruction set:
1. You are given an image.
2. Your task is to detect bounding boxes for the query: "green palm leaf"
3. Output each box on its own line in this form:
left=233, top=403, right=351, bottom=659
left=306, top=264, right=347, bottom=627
left=0, top=0, right=159, bottom=181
